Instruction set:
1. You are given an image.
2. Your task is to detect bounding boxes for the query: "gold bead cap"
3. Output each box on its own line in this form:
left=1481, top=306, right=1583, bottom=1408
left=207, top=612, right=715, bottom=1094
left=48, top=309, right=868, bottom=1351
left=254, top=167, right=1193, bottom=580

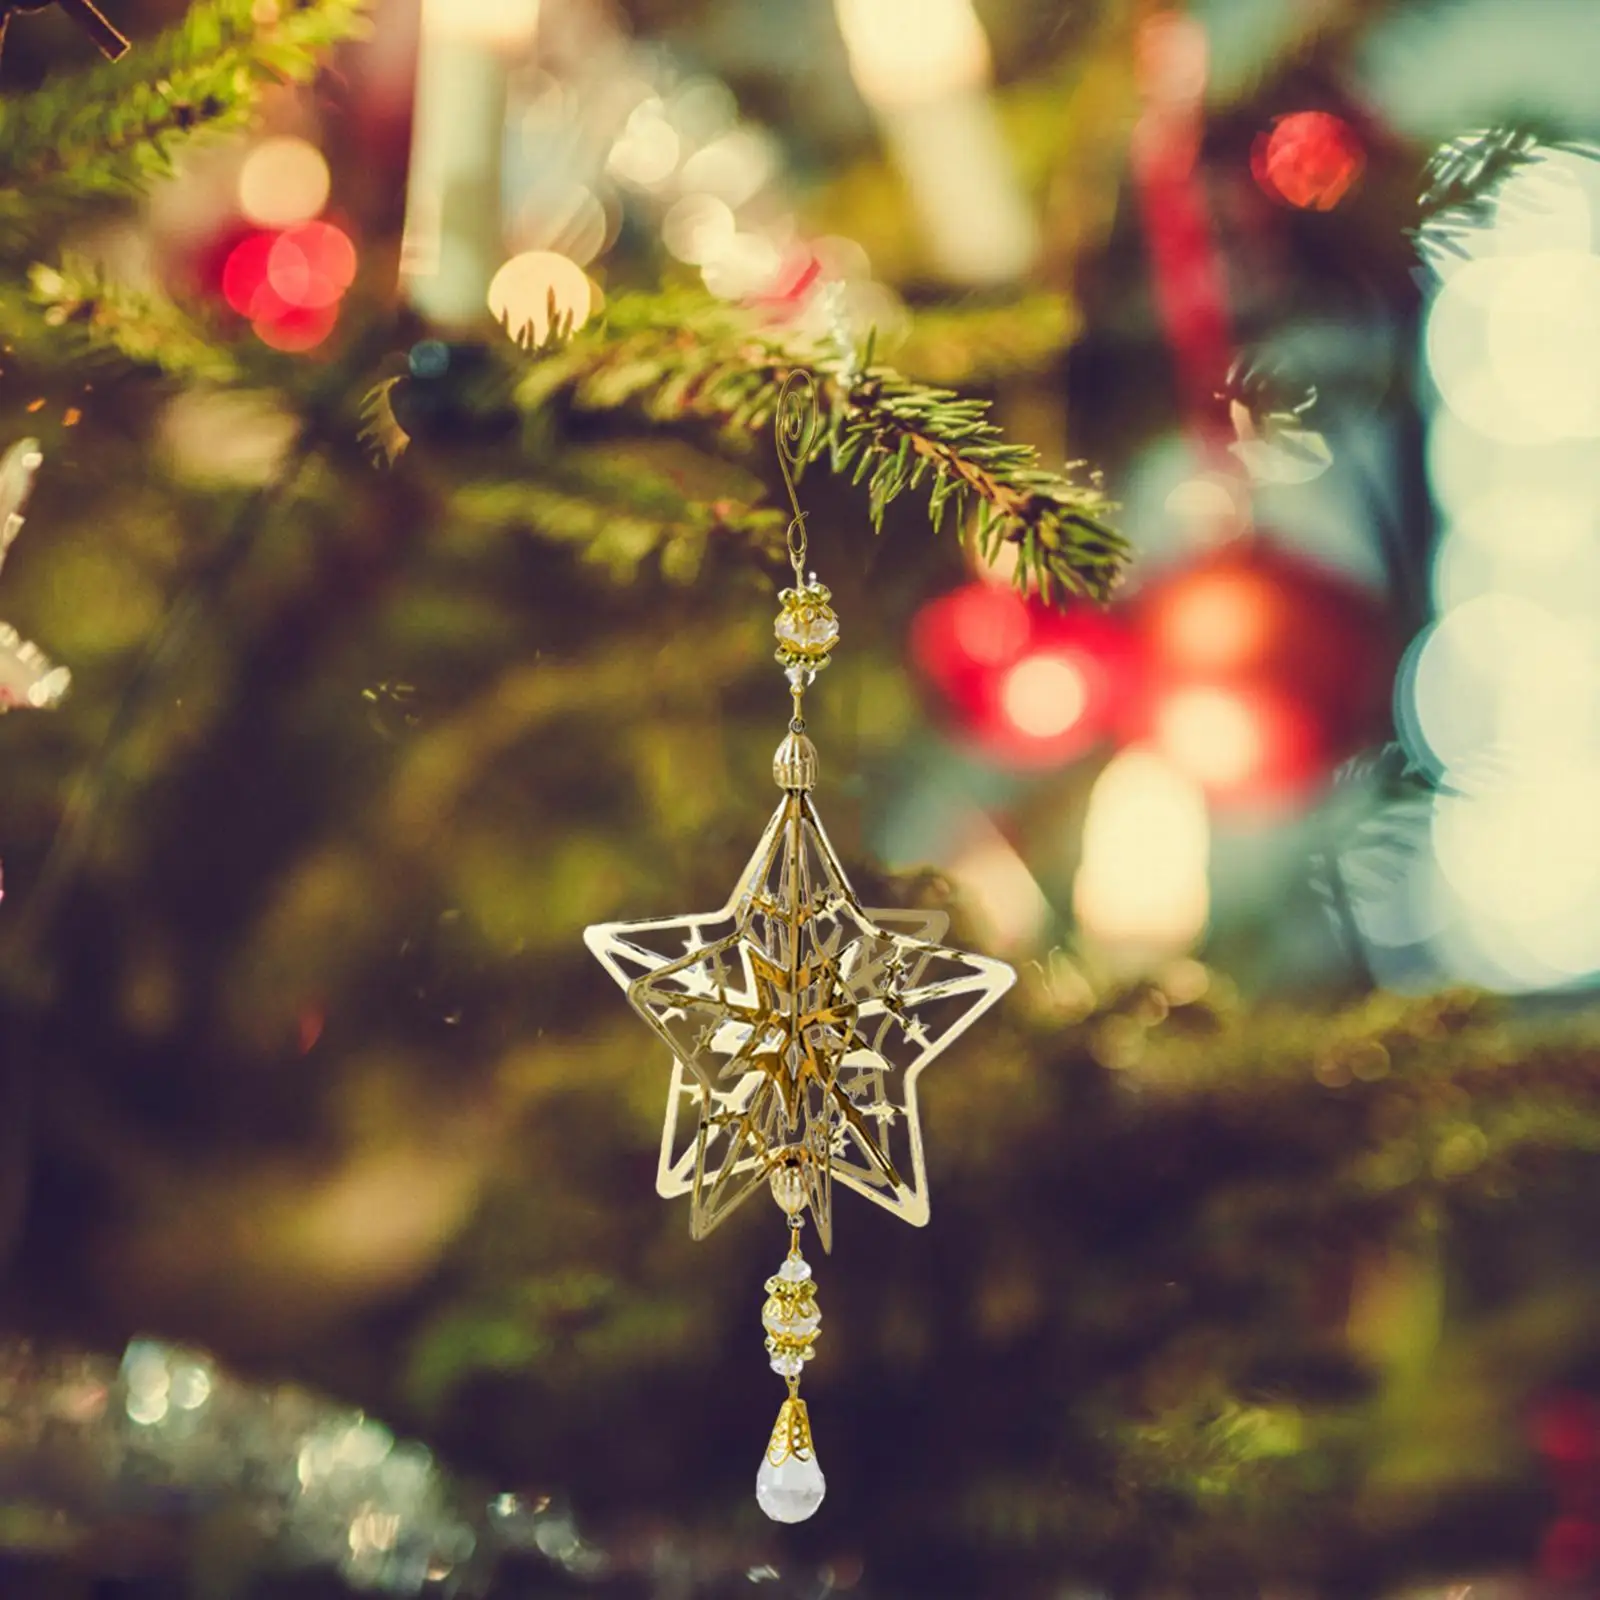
left=773, top=731, right=819, bottom=792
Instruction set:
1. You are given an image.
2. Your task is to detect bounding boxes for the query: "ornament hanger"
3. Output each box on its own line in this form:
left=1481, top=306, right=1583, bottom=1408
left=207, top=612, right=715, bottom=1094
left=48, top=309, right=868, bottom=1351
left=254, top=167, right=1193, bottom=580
left=584, top=368, right=1015, bottom=1522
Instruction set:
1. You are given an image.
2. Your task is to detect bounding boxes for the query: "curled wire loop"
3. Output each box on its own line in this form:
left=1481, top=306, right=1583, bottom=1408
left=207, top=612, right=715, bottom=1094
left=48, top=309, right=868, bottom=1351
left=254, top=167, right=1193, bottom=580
left=775, top=369, right=821, bottom=581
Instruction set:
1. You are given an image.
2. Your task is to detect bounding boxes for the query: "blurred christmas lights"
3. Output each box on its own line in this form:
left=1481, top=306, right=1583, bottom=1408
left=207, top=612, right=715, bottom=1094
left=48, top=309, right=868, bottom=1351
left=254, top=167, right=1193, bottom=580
left=1073, top=747, right=1209, bottom=962
left=833, top=0, right=991, bottom=110
left=832, top=0, right=1034, bottom=285
left=220, top=229, right=278, bottom=317
left=1131, top=543, right=1393, bottom=806
left=419, top=0, right=540, bottom=47
left=220, top=221, right=356, bottom=350
left=485, top=249, right=594, bottom=343
left=238, top=135, right=332, bottom=226
left=1250, top=111, right=1365, bottom=211
left=1402, top=139, right=1600, bottom=993
left=999, top=654, right=1090, bottom=741
left=911, top=582, right=1133, bottom=767
left=269, top=221, right=357, bottom=309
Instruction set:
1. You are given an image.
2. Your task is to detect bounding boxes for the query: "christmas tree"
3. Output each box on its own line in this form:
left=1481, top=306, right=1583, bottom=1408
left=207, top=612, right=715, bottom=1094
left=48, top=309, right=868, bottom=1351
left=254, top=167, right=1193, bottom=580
left=1, top=0, right=1599, bottom=1595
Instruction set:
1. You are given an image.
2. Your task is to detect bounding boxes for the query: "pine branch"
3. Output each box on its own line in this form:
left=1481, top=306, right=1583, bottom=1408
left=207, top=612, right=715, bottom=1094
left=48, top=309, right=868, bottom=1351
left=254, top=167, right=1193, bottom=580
left=892, top=293, right=1082, bottom=386
left=0, top=0, right=371, bottom=246
left=1060, top=976, right=1600, bottom=1204
left=1411, top=126, right=1591, bottom=272
left=0, top=258, right=245, bottom=384
left=453, top=460, right=785, bottom=584
left=498, top=293, right=1127, bottom=603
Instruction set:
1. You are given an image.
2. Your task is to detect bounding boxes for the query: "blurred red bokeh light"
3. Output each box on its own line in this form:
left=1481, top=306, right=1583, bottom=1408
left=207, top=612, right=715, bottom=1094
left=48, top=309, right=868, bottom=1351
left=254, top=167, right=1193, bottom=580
left=911, top=583, right=1136, bottom=768
left=219, top=221, right=356, bottom=351
left=1251, top=111, right=1365, bottom=212
left=268, top=222, right=358, bottom=310
left=1129, top=542, right=1394, bottom=805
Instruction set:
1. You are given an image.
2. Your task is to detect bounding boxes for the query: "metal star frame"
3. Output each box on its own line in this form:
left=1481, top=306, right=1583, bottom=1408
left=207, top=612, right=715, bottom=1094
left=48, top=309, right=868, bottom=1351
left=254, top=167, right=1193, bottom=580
left=585, top=783, right=1014, bottom=1249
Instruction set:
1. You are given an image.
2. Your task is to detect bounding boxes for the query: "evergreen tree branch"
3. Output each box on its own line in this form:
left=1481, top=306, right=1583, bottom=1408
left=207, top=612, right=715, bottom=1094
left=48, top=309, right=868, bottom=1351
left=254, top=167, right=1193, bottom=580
left=1060, top=977, right=1600, bottom=1201
left=891, top=293, right=1082, bottom=385
left=1411, top=126, right=1594, bottom=272
left=0, top=258, right=245, bottom=384
left=0, top=0, right=371, bottom=245
left=453, top=458, right=786, bottom=584
left=383, top=295, right=1127, bottom=602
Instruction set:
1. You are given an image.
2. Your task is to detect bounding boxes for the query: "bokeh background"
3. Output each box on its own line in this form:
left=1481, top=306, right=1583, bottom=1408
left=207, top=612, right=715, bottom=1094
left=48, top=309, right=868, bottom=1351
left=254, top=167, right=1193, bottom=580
left=2, top=0, right=1600, bottom=1595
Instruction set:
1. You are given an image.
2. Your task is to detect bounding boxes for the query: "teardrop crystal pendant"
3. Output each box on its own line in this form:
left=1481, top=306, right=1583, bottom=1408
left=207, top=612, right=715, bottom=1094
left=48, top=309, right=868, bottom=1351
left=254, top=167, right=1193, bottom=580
left=756, top=1395, right=826, bottom=1524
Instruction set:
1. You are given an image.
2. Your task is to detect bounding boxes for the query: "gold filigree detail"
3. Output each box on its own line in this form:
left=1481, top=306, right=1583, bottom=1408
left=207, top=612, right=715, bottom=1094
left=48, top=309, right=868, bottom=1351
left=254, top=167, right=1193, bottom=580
left=584, top=791, right=1016, bottom=1247
left=765, top=1396, right=816, bottom=1467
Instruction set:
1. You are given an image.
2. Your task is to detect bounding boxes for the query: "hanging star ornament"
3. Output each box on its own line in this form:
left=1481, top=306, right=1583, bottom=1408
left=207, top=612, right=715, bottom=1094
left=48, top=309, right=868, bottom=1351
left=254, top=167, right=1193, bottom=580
left=583, top=372, right=1015, bottom=1524
left=584, top=785, right=1013, bottom=1250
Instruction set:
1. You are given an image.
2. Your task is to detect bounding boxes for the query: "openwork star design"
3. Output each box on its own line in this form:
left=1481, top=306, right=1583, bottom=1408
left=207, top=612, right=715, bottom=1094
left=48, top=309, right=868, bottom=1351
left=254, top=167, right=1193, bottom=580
left=585, top=787, right=1015, bottom=1249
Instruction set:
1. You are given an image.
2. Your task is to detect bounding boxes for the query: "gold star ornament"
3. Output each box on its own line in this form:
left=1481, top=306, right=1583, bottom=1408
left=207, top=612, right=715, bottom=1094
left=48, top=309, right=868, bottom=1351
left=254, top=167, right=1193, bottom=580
left=583, top=769, right=1014, bottom=1250
left=583, top=372, right=1015, bottom=1523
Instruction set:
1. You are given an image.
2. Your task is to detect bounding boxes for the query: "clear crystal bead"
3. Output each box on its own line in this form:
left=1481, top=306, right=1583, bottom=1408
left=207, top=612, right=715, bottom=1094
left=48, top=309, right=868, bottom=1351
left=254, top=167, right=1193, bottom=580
left=768, top=1349, right=806, bottom=1378
left=763, top=1305, right=821, bottom=1340
left=756, top=1449, right=825, bottom=1523
left=774, top=610, right=839, bottom=653
left=777, top=1257, right=811, bottom=1283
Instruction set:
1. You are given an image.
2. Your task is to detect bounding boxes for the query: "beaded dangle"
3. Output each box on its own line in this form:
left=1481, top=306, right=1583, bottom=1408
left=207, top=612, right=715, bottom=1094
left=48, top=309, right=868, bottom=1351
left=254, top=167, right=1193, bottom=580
left=584, top=371, right=1015, bottom=1522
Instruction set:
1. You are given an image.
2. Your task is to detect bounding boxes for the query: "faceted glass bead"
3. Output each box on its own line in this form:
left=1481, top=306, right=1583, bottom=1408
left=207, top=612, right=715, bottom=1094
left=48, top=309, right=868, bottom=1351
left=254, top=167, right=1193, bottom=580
left=768, top=1349, right=806, bottom=1378
left=756, top=1448, right=826, bottom=1523
left=777, top=1256, right=812, bottom=1283
left=763, top=1303, right=821, bottom=1339
left=774, top=608, right=839, bottom=653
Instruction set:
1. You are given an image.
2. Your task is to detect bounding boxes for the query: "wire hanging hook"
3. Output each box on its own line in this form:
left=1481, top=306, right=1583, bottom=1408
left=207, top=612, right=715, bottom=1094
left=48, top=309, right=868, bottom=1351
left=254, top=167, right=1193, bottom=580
left=774, top=369, right=820, bottom=584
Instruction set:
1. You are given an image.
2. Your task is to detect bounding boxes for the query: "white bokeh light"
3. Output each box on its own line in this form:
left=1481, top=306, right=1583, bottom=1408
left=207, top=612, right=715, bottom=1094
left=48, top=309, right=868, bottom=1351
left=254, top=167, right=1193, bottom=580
left=1485, top=251, right=1600, bottom=439
left=238, top=137, right=331, bottom=227
left=1074, top=748, right=1210, bottom=960
left=606, top=99, right=681, bottom=189
left=833, top=0, right=991, bottom=110
left=999, top=654, right=1089, bottom=740
left=661, top=194, right=735, bottom=265
left=1428, top=410, right=1600, bottom=530
left=1415, top=141, right=1600, bottom=996
left=1448, top=480, right=1595, bottom=563
left=699, top=232, right=785, bottom=299
left=1433, top=517, right=1600, bottom=620
left=486, top=251, right=594, bottom=343
left=1154, top=687, right=1264, bottom=791
left=1431, top=770, right=1600, bottom=990
left=1433, top=776, right=1600, bottom=925
left=1403, top=595, right=1599, bottom=781
left=1426, top=249, right=1600, bottom=444
left=678, top=128, right=777, bottom=209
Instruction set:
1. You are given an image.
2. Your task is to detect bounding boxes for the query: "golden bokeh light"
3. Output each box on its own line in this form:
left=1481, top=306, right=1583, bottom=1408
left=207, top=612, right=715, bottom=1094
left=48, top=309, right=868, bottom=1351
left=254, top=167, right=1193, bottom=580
left=238, top=137, right=331, bottom=227
left=486, top=251, right=594, bottom=344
